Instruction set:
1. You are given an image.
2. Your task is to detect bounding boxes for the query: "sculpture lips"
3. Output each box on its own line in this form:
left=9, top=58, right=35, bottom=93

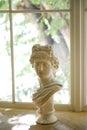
left=38, top=72, right=43, bottom=75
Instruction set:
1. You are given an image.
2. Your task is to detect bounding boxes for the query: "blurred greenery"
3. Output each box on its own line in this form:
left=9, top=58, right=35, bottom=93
left=29, top=0, right=70, bottom=9
left=0, top=0, right=9, bottom=10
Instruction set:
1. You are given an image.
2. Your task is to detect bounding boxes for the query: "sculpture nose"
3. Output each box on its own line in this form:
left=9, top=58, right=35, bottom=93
left=40, top=64, right=43, bottom=71
left=38, top=63, right=43, bottom=71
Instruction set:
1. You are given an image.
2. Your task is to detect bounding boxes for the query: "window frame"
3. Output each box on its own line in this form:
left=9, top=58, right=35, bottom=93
left=83, top=0, right=87, bottom=111
left=70, top=0, right=84, bottom=112
left=0, top=0, right=86, bottom=111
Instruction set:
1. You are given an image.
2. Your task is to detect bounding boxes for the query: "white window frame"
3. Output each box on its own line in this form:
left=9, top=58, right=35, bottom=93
left=83, top=0, right=87, bottom=111
left=0, top=0, right=86, bottom=111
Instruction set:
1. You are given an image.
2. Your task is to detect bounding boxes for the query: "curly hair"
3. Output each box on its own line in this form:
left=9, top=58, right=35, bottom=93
left=30, top=44, right=59, bottom=69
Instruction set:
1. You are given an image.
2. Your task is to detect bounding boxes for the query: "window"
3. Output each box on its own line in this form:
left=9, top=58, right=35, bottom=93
left=0, top=0, right=86, bottom=111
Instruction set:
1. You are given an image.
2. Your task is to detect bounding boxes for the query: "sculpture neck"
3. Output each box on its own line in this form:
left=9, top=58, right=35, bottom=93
left=39, top=77, right=55, bottom=88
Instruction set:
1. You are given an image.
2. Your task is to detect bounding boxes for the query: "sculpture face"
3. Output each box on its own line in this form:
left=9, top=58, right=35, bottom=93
left=34, top=59, right=53, bottom=80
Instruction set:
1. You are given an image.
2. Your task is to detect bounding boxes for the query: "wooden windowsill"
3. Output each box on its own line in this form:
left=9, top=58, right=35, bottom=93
left=0, top=108, right=87, bottom=130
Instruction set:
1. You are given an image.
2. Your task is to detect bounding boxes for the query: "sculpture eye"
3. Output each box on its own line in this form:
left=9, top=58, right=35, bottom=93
left=43, top=63, right=49, bottom=68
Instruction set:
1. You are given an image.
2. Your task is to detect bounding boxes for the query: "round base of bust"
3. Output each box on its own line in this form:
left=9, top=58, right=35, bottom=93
left=36, top=114, right=58, bottom=124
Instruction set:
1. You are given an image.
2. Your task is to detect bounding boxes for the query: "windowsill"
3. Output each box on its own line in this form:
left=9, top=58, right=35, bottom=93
left=0, top=107, right=87, bottom=130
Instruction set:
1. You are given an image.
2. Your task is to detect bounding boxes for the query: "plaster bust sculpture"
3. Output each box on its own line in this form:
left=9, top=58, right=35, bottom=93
left=30, top=44, right=63, bottom=124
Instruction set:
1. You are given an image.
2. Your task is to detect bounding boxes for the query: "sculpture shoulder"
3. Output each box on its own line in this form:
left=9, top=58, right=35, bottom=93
left=42, top=79, right=63, bottom=88
left=53, top=79, right=63, bottom=87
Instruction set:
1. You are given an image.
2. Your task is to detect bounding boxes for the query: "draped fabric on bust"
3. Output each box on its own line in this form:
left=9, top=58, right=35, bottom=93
left=33, top=79, right=62, bottom=107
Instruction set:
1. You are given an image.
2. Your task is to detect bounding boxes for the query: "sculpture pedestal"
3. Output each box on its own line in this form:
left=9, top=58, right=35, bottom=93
left=36, top=96, right=58, bottom=124
left=37, top=113, right=57, bottom=124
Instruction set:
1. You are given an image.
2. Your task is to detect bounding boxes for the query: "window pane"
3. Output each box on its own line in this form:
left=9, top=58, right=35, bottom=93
left=0, top=0, right=9, bottom=10
left=0, top=13, right=12, bottom=101
left=13, top=12, right=70, bottom=104
left=12, top=0, right=70, bottom=10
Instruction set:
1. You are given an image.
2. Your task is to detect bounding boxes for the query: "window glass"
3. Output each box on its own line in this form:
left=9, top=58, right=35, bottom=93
left=0, top=13, right=12, bottom=101
left=13, top=12, right=70, bottom=104
left=12, top=0, right=70, bottom=10
left=0, top=0, right=9, bottom=10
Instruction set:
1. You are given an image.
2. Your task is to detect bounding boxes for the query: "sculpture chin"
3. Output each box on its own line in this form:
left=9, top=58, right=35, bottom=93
left=37, top=114, right=58, bottom=124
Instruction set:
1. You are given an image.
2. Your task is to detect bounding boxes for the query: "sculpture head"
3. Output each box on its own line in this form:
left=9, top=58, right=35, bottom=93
left=30, top=44, right=59, bottom=80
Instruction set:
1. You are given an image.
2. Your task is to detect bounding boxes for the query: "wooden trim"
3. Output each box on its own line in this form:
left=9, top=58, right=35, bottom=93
left=0, top=102, right=72, bottom=111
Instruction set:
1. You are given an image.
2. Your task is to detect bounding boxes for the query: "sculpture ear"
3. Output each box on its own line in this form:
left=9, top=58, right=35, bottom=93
left=52, top=68, right=56, bottom=77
